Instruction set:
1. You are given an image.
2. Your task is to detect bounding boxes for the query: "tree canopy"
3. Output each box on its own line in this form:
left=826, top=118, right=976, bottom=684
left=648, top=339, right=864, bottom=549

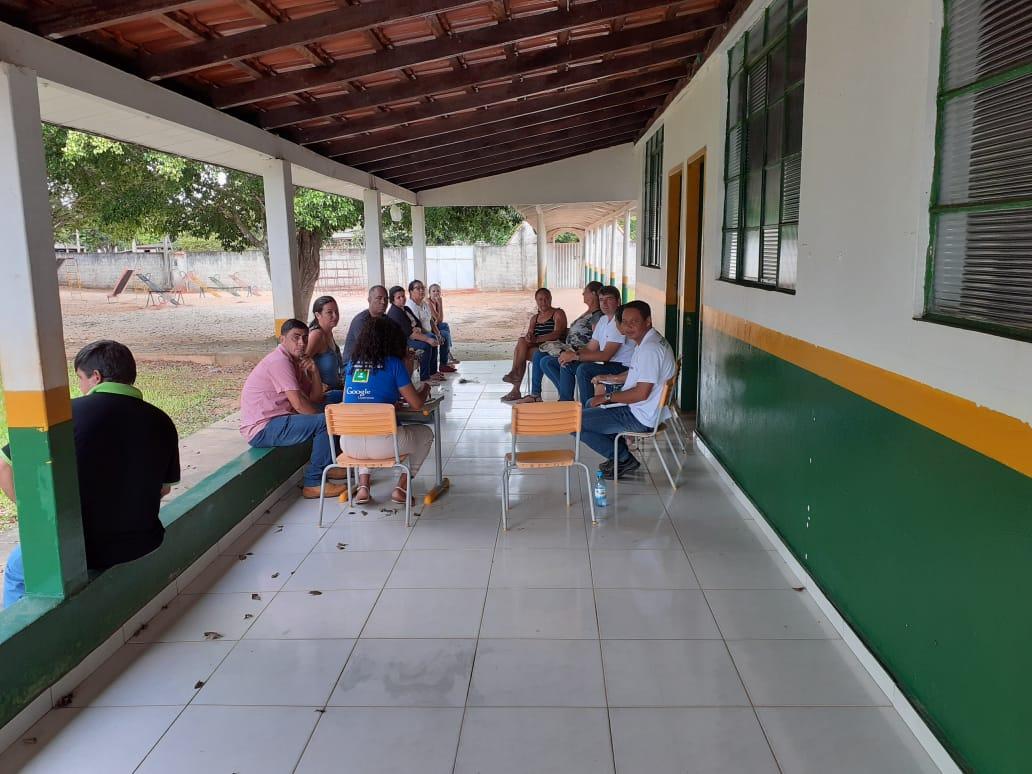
left=379, top=204, right=523, bottom=248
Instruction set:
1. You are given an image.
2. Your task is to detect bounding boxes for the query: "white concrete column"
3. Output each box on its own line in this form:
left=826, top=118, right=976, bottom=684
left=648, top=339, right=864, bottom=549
left=411, top=204, right=428, bottom=284
left=363, top=188, right=385, bottom=287
left=535, top=206, right=547, bottom=289
left=609, top=218, right=619, bottom=286
left=622, top=210, right=633, bottom=301
left=262, top=158, right=302, bottom=333
left=0, top=62, right=87, bottom=597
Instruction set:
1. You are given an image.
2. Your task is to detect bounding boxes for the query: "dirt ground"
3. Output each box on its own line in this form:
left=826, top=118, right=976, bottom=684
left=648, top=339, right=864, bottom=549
left=58, top=286, right=588, bottom=362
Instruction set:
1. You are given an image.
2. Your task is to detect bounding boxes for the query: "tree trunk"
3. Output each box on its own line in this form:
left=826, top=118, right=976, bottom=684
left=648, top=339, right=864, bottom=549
left=297, top=229, right=322, bottom=308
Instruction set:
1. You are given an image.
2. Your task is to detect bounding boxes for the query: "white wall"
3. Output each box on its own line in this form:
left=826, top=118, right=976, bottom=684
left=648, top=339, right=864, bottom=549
left=416, top=144, right=640, bottom=206
left=640, top=0, right=1032, bottom=425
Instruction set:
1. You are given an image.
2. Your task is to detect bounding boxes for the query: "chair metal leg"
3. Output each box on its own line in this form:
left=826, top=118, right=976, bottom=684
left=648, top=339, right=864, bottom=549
left=501, top=465, right=510, bottom=530
left=652, top=437, right=677, bottom=489
left=670, top=413, right=689, bottom=454
left=665, top=430, right=682, bottom=469
left=613, top=434, right=622, bottom=487
left=396, top=463, right=413, bottom=527
left=317, top=464, right=342, bottom=528
left=576, top=462, right=597, bottom=524
left=565, top=467, right=571, bottom=507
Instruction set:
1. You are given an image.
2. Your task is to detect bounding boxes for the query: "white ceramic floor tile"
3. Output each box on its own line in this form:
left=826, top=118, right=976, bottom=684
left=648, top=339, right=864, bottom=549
left=705, top=590, right=839, bottom=640
left=195, top=639, right=353, bottom=706
left=0, top=706, right=180, bottom=774
left=363, top=588, right=486, bottom=637
left=497, top=518, right=589, bottom=549
left=180, top=553, right=306, bottom=594
left=406, top=518, right=500, bottom=549
left=595, top=590, right=721, bottom=639
left=610, top=707, right=779, bottom=774
left=387, top=547, right=494, bottom=587
left=455, top=708, right=614, bottom=774
left=728, top=640, right=889, bottom=707
left=224, top=523, right=327, bottom=556
left=489, top=548, right=592, bottom=588
left=480, top=588, right=598, bottom=639
left=313, top=524, right=412, bottom=552
left=468, top=639, right=606, bottom=707
left=674, top=519, right=773, bottom=553
left=690, top=550, right=799, bottom=589
left=602, top=640, right=749, bottom=707
left=587, top=518, right=684, bottom=550
left=297, top=707, right=462, bottom=774
left=69, top=641, right=233, bottom=707
left=590, top=549, right=699, bottom=589
left=244, top=590, right=378, bottom=639
left=329, top=638, right=475, bottom=707
left=283, top=550, right=399, bottom=591
left=130, top=592, right=270, bottom=643
left=757, top=707, right=940, bottom=774
left=137, top=705, right=320, bottom=774
left=594, top=493, right=671, bottom=521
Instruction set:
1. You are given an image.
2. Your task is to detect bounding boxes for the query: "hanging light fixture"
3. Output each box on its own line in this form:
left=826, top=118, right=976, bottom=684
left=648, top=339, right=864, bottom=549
left=388, top=203, right=404, bottom=223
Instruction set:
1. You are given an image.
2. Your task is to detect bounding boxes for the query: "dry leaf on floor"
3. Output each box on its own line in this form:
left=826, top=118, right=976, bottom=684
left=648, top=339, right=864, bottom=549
left=203, top=631, right=223, bottom=640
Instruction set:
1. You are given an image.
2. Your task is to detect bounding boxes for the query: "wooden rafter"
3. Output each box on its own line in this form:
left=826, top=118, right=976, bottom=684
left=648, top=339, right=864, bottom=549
left=294, top=45, right=697, bottom=145
left=319, top=74, right=677, bottom=157
left=140, top=0, right=487, bottom=80
left=210, top=0, right=685, bottom=108
left=34, top=1, right=200, bottom=39
left=259, top=14, right=715, bottom=129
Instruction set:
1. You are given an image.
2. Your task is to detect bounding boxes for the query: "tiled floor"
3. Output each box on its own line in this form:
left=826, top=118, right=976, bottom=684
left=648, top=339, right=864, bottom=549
left=0, top=361, right=941, bottom=773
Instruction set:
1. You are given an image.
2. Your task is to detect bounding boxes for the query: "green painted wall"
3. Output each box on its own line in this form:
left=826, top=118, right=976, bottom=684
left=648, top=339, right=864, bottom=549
left=0, top=444, right=307, bottom=728
left=698, top=324, right=1032, bottom=774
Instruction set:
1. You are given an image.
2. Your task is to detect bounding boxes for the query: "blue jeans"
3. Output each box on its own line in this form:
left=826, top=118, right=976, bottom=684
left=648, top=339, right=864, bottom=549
left=539, top=355, right=580, bottom=401
left=529, top=349, right=549, bottom=396
left=3, top=544, right=24, bottom=608
left=436, top=324, right=452, bottom=366
left=576, top=362, right=629, bottom=407
left=578, top=405, right=651, bottom=463
left=250, top=395, right=341, bottom=487
left=409, top=338, right=439, bottom=380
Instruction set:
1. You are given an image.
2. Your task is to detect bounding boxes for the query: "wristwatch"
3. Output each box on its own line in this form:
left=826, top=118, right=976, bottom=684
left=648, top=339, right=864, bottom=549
left=604, top=392, right=613, bottom=404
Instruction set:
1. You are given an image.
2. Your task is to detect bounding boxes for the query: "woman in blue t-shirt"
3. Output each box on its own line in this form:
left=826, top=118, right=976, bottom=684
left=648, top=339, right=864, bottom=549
left=343, top=316, right=434, bottom=505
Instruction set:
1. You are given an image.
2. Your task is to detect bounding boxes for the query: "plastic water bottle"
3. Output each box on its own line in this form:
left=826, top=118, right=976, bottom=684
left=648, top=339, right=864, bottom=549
left=593, top=471, right=608, bottom=508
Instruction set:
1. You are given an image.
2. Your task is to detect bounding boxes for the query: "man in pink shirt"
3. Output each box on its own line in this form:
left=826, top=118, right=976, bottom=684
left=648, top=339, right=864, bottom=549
left=240, top=319, right=346, bottom=498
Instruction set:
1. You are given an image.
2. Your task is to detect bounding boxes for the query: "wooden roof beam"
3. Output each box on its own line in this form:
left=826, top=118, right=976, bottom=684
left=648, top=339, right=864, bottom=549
left=260, top=14, right=712, bottom=129
left=139, top=0, right=487, bottom=80
left=318, top=70, right=678, bottom=157
left=210, top=0, right=689, bottom=108
left=294, top=44, right=697, bottom=145
left=364, top=108, right=656, bottom=174
left=396, top=136, right=636, bottom=190
left=34, top=1, right=201, bottom=39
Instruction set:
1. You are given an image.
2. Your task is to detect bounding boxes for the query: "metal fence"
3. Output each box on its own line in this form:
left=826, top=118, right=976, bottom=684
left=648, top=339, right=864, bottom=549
left=547, top=242, right=583, bottom=289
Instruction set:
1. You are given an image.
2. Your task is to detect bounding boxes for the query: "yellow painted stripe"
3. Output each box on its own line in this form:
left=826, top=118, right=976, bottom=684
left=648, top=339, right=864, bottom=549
left=4, top=387, right=73, bottom=429
left=704, top=306, right=1032, bottom=478
left=274, top=318, right=288, bottom=336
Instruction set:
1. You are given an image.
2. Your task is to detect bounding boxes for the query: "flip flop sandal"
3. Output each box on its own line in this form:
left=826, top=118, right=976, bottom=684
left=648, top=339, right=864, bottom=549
left=391, top=487, right=415, bottom=505
left=352, top=485, right=371, bottom=505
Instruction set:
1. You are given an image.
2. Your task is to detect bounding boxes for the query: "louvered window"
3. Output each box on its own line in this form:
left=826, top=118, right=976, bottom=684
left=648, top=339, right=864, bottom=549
left=927, top=0, right=1032, bottom=338
left=721, top=0, right=806, bottom=292
left=641, top=127, right=664, bottom=269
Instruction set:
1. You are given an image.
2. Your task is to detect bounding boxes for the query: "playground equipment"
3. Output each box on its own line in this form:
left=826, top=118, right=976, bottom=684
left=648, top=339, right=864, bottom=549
left=230, top=272, right=259, bottom=295
left=136, top=272, right=183, bottom=307
left=183, top=271, right=220, bottom=297
left=108, top=268, right=135, bottom=300
left=208, top=274, right=253, bottom=297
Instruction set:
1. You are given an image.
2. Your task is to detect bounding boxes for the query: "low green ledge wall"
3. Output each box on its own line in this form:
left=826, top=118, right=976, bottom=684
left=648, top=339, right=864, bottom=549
left=0, top=443, right=308, bottom=728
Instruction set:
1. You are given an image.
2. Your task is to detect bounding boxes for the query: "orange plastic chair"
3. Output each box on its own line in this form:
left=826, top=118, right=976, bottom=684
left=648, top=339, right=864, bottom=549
left=502, top=401, right=596, bottom=529
left=320, top=403, right=412, bottom=528
left=614, top=377, right=679, bottom=489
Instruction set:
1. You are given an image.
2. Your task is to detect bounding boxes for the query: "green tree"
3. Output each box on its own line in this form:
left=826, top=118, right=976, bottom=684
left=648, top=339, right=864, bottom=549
left=379, top=204, right=523, bottom=247
left=554, top=231, right=580, bottom=243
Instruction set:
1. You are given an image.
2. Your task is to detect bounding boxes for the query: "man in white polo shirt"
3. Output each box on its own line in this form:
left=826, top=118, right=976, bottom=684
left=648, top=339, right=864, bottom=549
left=577, top=300, right=675, bottom=479
left=571, top=285, right=636, bottom=406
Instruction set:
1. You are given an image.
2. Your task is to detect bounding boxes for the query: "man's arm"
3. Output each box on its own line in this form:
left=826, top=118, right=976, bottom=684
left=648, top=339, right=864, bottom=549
left=284, top=390, right=322, bottom=415
left=589, top=381, right=653, bottom=409
left=592, top=370, right=629, bottom=386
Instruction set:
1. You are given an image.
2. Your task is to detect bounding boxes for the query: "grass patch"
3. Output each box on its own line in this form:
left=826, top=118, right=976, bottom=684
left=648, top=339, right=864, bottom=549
left=0, top=361, right=248, bottom=530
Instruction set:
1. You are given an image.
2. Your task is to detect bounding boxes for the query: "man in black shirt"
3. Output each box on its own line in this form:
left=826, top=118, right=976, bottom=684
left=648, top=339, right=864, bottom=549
left=2, top=341, right=179, bottom=607
left=341, top=284, right=388, bottom=365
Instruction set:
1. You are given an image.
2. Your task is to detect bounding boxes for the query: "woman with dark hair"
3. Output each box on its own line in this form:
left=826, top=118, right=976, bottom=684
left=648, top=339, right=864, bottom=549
left=500, top=287, right=567, bottom=402
left=306, top=295, right=344, bottom=390
left=342, top=315, right=434, bottom=505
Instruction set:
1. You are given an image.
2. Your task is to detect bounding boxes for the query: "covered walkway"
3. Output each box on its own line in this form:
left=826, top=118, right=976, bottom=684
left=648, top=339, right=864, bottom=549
left=0, top=362, right=938, bottom=773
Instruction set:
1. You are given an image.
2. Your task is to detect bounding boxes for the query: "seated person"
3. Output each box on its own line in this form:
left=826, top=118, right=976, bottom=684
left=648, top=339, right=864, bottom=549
left=2, top=341, right=180, bottom=608
left=577, top=300, right=675, bottom=479
left=306, top=295, right=344, bottom=390
left=428, top=284, right=460, bottom=366
left=241, top=319, right=345, bottom=499
left=343, top=316, right=434, bottom=506
left=571, top=284, right=636, bottom=405
left=388, top=285, right=443, bottom=384
left=407, top=279, right=455, bottom=375
left=529, top=281, right=605, bottom=402
left=342, top=285, right=389, bottom=365
left=500, top=287, right=568, bottom=402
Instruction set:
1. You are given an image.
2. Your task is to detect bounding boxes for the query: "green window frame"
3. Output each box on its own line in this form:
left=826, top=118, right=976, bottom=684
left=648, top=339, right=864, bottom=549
left=925, top=0, right=1032, bottom=341
left=640, top=126, right=664, bottom=269
left=721, top=0, right=807, bottom=292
